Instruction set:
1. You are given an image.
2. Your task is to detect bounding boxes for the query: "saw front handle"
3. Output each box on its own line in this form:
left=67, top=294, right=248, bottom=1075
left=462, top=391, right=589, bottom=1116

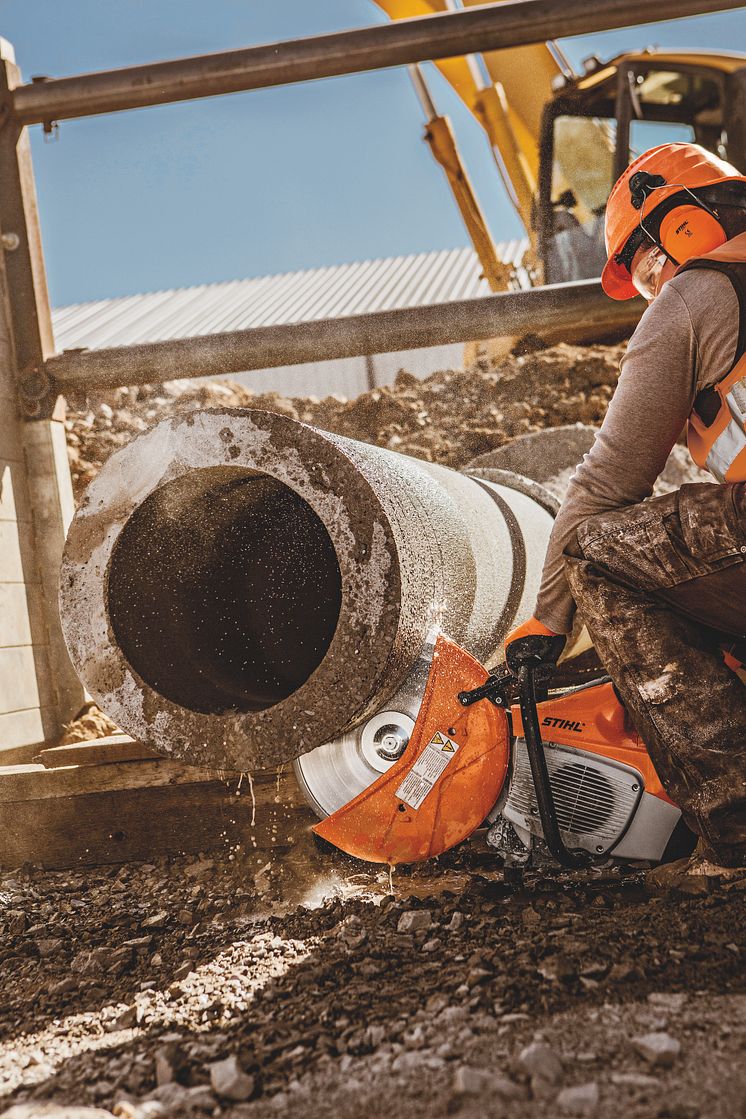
left=463, top=633, right=592, bottom=870
left=515, top=660, right=591, bottom=870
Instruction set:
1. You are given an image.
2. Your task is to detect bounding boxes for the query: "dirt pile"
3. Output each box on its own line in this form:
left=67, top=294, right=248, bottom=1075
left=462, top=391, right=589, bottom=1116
left=58, top=703, right=119, bottom=746
left=1, top=849, right=744, bottom=1119
left=64, top=342, right=624, bottom=497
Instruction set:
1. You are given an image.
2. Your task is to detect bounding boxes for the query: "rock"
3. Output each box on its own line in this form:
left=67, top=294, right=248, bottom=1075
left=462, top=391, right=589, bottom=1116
left=122, top=937, right=153, bottom=950
left=397, top=910, right=432, bottom=934
left=610, top=1072, right=660, bottom=1088
left=447, top=911, right=465, bottom=932
left=453, top=1067, right=526, bottom=1100
left=453, top=1066, right=495, bottom=1095
left=537, top=954, right=577, bottom=983
left=632, top=1032, right=681, bottom=1068
left=4, top=910, right=28, bottom=935
left=519, top=1041, right=564, bottom=1085
left=49, top=976, right=78, bottom=996
left=0, top=1108, right=115, bottom=1118
left=521, top=906, right=541, bottom=927
left=105, top=1005, right=137, bottom=1032
left=647, top=992, right=687, bottom=1012
left=607, top=962, right=640, bottom=983
left=35, top=938, right=64, bottom=958
left=141, top=912, right=169, bottom=929
left=183, top=858, right=215, bottom=879
left=557, top=1082, right=600, bottom=1115
left=209, top=1054, right=255, bottom=1101
left=365, top=1024, right=386, bottom=1048
left=466, top=967, right=492, bottom=987
left=143, top=1083, right=216, bottom=1113
left=391, top=1050, right=444, bottom=1073
left=154, top=1042, right=180, bottom=1086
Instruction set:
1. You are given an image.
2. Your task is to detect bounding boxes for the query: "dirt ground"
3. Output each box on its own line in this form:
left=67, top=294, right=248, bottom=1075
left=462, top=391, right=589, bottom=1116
left=3, top=343, right=743, bottom=1118
left=1, top=843, right=744, bottom=1119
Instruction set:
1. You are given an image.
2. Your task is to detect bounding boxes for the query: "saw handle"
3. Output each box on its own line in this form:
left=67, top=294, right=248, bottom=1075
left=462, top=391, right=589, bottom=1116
left=516, top=657, right=592, bottom=870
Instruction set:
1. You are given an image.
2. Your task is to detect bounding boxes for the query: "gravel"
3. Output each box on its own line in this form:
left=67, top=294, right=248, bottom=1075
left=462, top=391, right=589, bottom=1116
left=0, top=847, right=744, bottom=1118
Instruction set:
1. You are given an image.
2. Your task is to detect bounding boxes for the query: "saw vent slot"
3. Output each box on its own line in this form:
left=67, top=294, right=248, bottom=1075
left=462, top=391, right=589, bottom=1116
left=504, top=742, right=642, bottom=853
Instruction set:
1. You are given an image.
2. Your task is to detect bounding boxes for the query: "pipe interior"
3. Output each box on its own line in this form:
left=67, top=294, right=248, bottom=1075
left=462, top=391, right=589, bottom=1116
left=107, top=466, right=342, bottom=715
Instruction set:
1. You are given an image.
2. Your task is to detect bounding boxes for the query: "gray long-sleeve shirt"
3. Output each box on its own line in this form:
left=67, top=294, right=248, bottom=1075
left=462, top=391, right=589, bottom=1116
left=534, top=267, right=740, bottom=634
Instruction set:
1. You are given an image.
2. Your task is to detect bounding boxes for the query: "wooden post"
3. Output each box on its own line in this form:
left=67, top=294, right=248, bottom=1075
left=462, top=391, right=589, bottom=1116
left=0, top=38, right=83, bottom=748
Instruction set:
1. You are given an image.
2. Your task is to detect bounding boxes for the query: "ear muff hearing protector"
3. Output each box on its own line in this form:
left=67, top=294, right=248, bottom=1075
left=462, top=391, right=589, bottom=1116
left=658, top=203, right=727, bottom=264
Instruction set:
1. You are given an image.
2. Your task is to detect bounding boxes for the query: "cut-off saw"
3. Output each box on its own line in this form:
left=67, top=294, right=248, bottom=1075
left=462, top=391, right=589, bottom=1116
left=294, top=633, right=695, bottom=870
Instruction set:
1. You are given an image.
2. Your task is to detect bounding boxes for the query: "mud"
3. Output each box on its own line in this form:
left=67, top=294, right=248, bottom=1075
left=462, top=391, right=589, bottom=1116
left=1, top=843, right=744, bottom=1119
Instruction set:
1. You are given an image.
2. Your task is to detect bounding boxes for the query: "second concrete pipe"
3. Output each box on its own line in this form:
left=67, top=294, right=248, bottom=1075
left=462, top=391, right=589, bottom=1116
left=60, top=408, right=555, bottom=771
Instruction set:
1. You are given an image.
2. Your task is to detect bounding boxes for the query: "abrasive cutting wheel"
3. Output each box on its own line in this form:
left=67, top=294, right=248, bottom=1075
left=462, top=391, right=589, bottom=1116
left=293, top=647, right=433, bottom=818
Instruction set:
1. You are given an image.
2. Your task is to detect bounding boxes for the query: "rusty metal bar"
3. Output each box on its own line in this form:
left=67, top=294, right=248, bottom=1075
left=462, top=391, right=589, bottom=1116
left=44, top=279, right=642, bottom=393
left=11, top=0, right=745, bottom=125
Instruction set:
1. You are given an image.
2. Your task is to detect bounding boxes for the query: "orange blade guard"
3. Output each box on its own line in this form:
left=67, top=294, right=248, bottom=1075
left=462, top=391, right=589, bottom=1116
left=313, top=635, right=510, bottom=864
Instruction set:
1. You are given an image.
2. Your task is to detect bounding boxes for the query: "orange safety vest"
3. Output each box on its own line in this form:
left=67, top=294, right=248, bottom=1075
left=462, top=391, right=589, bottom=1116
left=681, top=232, right=746, bottom=483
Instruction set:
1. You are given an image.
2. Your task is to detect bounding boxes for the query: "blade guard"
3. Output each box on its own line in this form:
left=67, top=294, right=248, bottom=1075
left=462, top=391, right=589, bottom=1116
left=313, top=635, right=510, bottom=864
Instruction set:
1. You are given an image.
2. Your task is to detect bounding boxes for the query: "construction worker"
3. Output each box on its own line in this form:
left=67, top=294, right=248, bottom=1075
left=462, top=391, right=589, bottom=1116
left=505, top=143, right=746, bottom=873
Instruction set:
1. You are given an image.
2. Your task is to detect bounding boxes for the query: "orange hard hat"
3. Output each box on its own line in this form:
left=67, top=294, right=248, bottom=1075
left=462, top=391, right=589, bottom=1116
left=602, top=143, right=746, bottom=300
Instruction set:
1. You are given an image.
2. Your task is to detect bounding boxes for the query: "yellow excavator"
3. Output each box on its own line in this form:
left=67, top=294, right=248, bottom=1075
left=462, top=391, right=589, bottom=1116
left=374, top=0, right=746, bottom=290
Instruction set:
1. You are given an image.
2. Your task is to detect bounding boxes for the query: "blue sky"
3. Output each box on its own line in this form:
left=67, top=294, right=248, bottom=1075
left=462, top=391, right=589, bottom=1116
left=1, top=1, right=744, bottom=306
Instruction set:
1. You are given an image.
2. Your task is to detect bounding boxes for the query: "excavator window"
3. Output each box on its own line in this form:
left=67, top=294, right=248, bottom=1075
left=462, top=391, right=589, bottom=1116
left=539, top=62, right=737, bottom=285
left=629, top=119, right=696, bottom=160
left=546, top=115, right=614, bottom=283
left=626, top=67, right=724, bottom=157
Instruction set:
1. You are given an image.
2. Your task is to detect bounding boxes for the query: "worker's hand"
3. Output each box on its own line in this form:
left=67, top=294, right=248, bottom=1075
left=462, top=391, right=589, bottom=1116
left=504, top=616, right=566, bottom=672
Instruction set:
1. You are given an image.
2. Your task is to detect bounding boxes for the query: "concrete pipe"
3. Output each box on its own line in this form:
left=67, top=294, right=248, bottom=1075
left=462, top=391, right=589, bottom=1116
left=60, top=409, right=555, bottom=771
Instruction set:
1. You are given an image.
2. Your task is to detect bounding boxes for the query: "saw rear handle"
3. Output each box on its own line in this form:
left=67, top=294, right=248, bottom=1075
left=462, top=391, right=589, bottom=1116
left=461, top=633, right=592, bottom=870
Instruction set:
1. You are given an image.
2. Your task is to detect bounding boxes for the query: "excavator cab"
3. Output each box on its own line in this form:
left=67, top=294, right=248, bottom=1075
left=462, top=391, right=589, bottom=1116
left=538, top=53, right=746, bottom=283
left=372, top=5, right=746, bottom=292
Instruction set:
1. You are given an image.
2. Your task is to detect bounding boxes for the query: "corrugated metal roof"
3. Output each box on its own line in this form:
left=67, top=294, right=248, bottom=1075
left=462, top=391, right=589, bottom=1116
left=51, top=242, right=529, bottom=353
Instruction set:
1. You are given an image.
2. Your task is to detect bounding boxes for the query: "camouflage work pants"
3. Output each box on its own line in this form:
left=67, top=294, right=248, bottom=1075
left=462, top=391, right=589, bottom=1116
left=564, top=482, right=746, bottom=865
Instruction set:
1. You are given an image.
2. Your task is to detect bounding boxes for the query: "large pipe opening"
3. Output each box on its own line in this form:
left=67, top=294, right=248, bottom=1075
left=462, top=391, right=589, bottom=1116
left=107, top=466, right=342, bottom=714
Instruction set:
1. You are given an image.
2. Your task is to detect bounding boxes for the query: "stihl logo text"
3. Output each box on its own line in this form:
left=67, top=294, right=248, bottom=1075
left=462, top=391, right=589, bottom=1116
left=541, top=716, right=585, bottom=733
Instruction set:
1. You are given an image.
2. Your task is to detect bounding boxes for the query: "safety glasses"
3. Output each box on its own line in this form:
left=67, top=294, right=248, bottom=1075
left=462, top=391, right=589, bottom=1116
left=630, top=241, right=670, bottom=301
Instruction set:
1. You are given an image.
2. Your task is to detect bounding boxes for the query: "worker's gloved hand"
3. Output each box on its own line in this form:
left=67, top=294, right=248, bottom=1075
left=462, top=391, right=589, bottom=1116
left=504, top=616, right=566, bottom=674
left=504, top=615, right=559, bottom=653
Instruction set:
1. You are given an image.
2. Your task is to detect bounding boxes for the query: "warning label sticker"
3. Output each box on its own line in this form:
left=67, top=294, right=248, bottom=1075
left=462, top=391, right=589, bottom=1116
left=395, top=731, right=460, bottom=810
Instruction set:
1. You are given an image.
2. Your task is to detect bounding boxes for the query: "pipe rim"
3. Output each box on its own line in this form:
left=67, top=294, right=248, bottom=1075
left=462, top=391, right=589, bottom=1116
left=60, top=408, right=403, bottom=770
